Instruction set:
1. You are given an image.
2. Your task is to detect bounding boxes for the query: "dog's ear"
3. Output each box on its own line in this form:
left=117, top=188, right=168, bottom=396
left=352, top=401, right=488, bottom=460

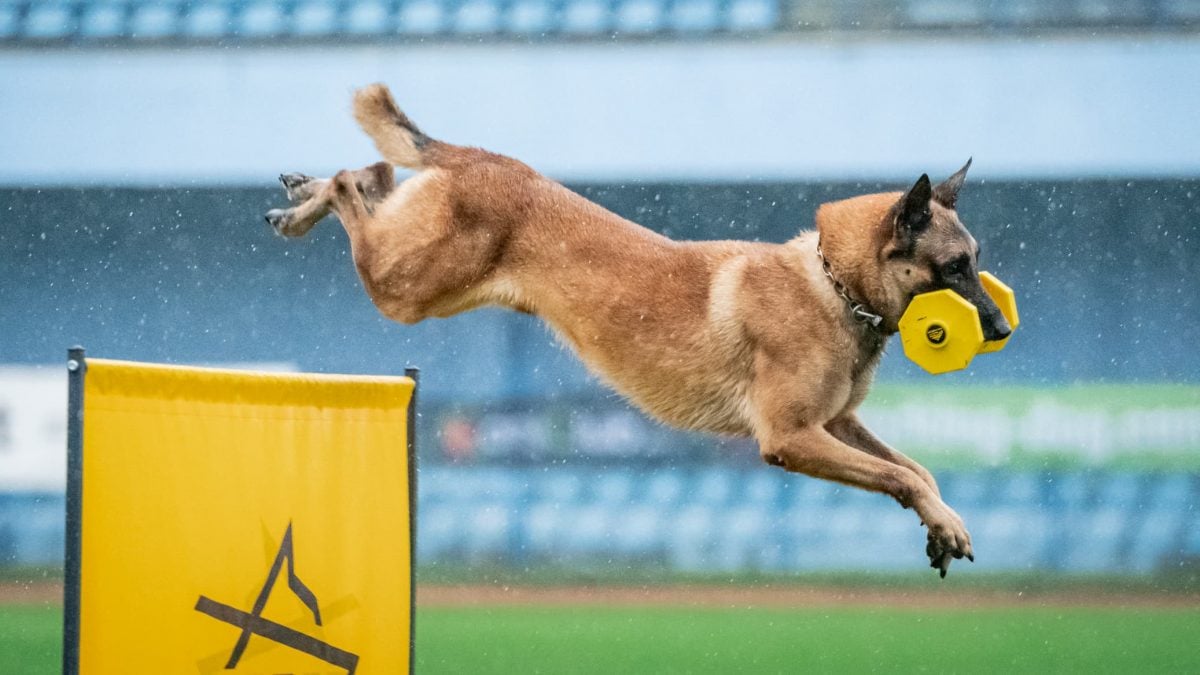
left=894, top=173, right=933, bottom=249
left=932, top=158, right=972, bottom=209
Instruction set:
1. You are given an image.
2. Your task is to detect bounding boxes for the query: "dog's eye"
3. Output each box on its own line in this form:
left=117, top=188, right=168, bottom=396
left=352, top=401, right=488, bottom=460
left=943, top=257, right=969, bottom=277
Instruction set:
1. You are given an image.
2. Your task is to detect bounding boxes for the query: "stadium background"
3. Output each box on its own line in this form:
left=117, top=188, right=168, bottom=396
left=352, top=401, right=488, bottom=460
left=2, top=1, right=1200, bottom=671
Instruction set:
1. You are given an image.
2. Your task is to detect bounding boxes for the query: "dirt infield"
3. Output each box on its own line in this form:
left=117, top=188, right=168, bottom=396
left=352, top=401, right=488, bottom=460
left=0, top=581, right=61, bottom=605
left=7, top=581, right=1196, bottom=609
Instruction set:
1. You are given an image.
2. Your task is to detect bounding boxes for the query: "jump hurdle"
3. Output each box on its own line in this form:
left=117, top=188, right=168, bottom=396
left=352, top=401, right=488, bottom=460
left=63, top=347, right=418, bottom=674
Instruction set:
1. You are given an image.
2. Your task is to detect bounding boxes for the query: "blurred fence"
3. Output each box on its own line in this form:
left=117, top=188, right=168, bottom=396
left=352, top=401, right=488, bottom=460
left=422, top=385, right=1200, bottom=468
left=5, top=467, right=1198, bottom=574
left=1, top=0, right=1197, bottom=44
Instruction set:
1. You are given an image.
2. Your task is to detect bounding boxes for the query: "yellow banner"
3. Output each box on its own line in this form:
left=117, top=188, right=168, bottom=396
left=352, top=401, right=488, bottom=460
left=70, top=357, right=414, bottom=674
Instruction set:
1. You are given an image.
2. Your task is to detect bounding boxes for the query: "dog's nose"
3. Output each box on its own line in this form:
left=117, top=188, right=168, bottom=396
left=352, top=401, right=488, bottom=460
left=987, top=317, right=1012, bottom=341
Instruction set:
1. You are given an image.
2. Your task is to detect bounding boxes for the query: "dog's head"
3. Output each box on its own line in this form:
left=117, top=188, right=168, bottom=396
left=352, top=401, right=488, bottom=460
left=879, top=160, right=1011, bottom=341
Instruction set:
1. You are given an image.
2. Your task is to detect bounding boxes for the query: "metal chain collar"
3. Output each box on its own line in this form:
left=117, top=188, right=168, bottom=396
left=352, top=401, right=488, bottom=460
left=816, top=238, right=885, bottom=329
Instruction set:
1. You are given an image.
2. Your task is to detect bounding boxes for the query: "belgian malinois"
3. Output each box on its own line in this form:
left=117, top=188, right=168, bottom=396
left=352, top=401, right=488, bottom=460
left=265, top=84, right=1012, bottom=576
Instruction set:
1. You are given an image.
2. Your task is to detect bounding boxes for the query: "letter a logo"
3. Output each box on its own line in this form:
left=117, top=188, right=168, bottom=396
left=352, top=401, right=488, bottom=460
left=194, top=522, right=359, bottom=673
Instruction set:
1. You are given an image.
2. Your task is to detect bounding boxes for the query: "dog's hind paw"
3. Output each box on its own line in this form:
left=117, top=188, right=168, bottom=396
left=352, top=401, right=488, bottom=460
left=280, top=173, right=317, bottom=204
left=264, top=208, right=293, bottom=236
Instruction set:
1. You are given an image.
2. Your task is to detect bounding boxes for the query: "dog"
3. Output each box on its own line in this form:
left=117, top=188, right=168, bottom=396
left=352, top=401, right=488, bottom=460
left=265, top=84, right=1012, bottom=577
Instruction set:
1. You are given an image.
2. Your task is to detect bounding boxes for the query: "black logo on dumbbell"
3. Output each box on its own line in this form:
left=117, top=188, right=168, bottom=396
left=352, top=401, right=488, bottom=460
left=926, top=324, right=947, bottom=345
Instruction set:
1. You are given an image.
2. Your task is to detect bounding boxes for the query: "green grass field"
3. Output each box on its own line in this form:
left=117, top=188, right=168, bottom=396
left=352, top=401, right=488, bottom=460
left=0, top=605, right=59, bottom=675
left=4, top=602, right=1200, bottom=673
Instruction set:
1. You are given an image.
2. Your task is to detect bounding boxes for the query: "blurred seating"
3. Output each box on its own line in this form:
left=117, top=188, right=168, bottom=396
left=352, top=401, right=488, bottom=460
left=561, top=0, right=609, bottom=34
left=1165, top=0, right=1200, bottom=20
left=183, top=0, right=233, bottom=38
left=614, top=0, right=662, bottom=34
left=667, top=0, right=718, bottom=32
left=346, top=0, right=392, bottom=35
left=412, top=466, right=1199, bottom=575
left=643, top=469, right=685, bottom=506
left=80, top=2, right=126, bottom=39
left=292, top=0, right=339, bottom=36
left=0, top=493, right=64, bottom=567
left=506, top=0, right=554, bottom=34
left=727, top=0, right=776, bottom=32
left=129, top=0, right=181, bottom=39
left=22, top=2, right=74, bottom=39
left=939, top=471, right=993, bottom=508
left=455, top=0, right=502, bottom=34
left=464, top=502, right=514, bottom=560
left=1186, top=516, right=1200, bottom=556
left=239, top=0, right=286, bottom=37
left=6, top=0, right=1196, bottom=43
left=0, top=0, right=754, bottom=43
left=398, top=0, right=445, bottom=34
left=1127, top=507, right=1185, bottom=573
left=0, top=3, right=18, bottom=38
left=1, top=467, right=1196, bottom=574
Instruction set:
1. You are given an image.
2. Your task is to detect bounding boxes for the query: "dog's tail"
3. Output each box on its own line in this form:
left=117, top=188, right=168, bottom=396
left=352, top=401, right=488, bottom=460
left=353, top=83, right=442, bottom=169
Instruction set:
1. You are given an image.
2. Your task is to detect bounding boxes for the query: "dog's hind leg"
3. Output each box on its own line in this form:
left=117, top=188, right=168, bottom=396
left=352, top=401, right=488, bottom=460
left=265, top=162, right=396, bottom=238
left=265, top=187, right=331, bottom=238
left=280, top=162, right=396, bottom=206
left=279, top=172, right=322, bottom=204
left=326, top=169, right=373, bottom=231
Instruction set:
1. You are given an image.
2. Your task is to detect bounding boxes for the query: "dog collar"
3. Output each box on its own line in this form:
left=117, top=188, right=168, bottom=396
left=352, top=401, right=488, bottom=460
left=816, top=238, right=885, bottom=329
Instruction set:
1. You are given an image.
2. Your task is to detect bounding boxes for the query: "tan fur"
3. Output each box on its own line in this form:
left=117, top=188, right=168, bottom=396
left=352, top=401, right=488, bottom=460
left=265, top=85, right=991, bottom=575
left=353, top=84, right=431, bottom=169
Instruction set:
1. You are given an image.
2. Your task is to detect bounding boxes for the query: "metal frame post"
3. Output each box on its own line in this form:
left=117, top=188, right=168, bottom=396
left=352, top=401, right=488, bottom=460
left=63, top=346, right=86, bottom=675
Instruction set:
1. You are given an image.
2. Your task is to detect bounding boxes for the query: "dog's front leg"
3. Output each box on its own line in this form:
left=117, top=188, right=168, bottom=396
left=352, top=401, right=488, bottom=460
left=761, top=426, right=972, bottom=576
left=826, top=415, right=941, bottom=498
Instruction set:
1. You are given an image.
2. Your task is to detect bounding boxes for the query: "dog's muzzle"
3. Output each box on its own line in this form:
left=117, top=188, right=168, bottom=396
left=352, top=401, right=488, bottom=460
left=897, top=272, right=1020, bottom=375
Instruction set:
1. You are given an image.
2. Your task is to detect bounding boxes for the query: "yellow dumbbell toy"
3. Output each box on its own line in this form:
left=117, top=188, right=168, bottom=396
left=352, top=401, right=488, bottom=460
left=898, top=272, right=1019, bottom=375
left=898, top=290, right=984, bottom=374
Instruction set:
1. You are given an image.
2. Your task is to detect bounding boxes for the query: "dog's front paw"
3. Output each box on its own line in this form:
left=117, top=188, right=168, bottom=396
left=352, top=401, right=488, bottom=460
left=922, top=502, right=974, bottom=578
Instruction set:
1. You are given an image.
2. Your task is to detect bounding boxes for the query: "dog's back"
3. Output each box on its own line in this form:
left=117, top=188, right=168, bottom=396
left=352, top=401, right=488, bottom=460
left=352, top=84, right=819, bottom=434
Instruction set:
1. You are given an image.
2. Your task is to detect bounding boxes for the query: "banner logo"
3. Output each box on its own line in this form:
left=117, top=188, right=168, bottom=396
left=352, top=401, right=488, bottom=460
left=194, top=523, right=359, bottom=674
